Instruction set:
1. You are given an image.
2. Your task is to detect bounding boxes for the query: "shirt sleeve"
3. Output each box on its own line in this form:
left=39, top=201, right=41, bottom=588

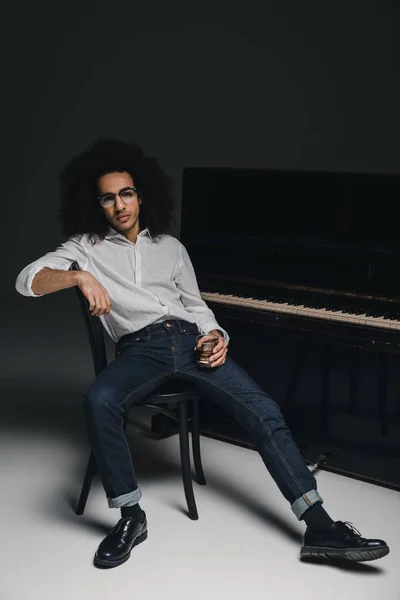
left=174, top=242, right=230, bottom=344
left=15, top=235, right=88, bottom=297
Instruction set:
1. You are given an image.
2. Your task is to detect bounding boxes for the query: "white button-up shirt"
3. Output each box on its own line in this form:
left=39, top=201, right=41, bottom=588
left=15, top=227, right=229, bottom=344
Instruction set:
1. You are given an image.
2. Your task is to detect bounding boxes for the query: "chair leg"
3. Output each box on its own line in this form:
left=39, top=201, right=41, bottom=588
left=76, top=452, right=97, bottom=516
left=191, top=398, right=206, bottom=485
left=177, top=401, right=199, bottom=520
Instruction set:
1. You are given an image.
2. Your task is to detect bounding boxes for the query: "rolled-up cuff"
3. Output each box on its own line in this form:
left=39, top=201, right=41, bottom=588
left=291, top=489, right=323, bottom=520
left=107, top=487, right=142, bottom=508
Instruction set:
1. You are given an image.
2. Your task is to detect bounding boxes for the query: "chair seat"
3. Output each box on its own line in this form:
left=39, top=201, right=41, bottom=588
left=147, top=378, right=199, bottom=403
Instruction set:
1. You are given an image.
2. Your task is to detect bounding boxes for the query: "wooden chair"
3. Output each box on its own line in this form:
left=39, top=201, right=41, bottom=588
left=70, top=261, right=206, bottom=520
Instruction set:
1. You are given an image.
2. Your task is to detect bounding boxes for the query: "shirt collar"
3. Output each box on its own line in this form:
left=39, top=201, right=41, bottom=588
left=105, top=226, right=152, bottom=241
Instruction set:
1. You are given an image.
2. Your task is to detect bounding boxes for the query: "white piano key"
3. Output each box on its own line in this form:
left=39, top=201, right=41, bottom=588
left=200, top=291, right=400, bottom=331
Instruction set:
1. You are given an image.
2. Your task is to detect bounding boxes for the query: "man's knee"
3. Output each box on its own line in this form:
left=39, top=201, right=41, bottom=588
left=83, top=384, right=121, bottom=415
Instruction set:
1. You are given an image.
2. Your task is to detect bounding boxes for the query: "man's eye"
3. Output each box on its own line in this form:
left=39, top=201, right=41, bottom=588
left=121, top=190, right=135, bottom=199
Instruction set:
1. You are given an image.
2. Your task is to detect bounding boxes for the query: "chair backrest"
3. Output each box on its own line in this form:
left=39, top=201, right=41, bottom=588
left=69, top=261, right=108, bottom=376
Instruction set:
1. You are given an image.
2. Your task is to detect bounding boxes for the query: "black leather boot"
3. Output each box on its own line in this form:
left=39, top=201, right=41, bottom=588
left=301, top=520, right=389, bottom=562
left=94, top=512, right=148, bottom=568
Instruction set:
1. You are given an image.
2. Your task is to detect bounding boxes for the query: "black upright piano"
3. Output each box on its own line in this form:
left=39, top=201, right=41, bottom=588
left=178, top=166, right=400, bottom=490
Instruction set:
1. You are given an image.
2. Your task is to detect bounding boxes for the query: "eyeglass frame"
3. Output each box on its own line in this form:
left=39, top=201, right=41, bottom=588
left=98, top=186, right=138, bottom=207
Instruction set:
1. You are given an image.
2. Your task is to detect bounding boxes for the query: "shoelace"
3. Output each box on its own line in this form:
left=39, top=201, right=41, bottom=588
left=111, top=518, right=130, bottom=536
left=112, top=516, right=143, bottom=540
left=342, top=521, right=362, bottom=537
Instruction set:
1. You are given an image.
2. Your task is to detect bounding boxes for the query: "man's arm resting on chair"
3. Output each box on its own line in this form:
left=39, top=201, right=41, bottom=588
left=31, top=267, right=83, bottom=295
left=32, top=268, right=112, bottom=317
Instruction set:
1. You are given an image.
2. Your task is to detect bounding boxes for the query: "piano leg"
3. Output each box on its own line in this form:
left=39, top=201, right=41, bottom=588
left=377, top=353, right=389, bottom=437
left=282, top=338, right=305, bottom=421
left=396, top=360, right=400, bottom=421
left=320, top=343, right=331, bottom=440
left=348, top=347, right=360, bottom=415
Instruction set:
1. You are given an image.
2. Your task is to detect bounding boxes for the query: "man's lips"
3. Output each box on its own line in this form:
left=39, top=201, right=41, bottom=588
left=116, top=214, right=130, bottom=221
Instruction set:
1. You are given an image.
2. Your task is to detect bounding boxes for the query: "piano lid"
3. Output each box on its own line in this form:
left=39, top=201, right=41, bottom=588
left=181, top=167, right=400, bottom=253
left=180, top=167, right=400, bottom=298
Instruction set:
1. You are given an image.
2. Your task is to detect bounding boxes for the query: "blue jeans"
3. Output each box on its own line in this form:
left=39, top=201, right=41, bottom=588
left=83, top=319, right=322, bottom=520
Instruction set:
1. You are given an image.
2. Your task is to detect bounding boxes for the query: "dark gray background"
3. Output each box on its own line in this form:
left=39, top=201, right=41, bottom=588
left=4, top=1, right=400, bottom=301
left=2, top=2, right=400, bottom=482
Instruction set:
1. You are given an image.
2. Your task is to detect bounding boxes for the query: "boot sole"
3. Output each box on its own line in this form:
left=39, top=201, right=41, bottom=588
left=300, top=544, right=389, bottom=562
left=94, top=530, right=148, bottom=568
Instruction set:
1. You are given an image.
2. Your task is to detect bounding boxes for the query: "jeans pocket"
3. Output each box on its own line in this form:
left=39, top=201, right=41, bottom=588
left=182, top=324, right=199, bottom=336
left=131, top=334, right=150, bottom=342
left=117, top=333, right=150, bottom=355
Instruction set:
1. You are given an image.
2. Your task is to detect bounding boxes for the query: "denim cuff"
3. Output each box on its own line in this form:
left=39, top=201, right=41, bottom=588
left=291, top=489, right=323, bottom=520
left=107, top=487, right=142, bottom=508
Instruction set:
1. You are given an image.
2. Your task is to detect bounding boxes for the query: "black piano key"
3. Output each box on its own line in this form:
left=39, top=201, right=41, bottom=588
left=199, top=277, right=400, bottom=325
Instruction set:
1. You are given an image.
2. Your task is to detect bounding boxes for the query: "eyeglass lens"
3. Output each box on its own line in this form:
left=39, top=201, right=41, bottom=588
left=100, top=189, right=136, bottom=207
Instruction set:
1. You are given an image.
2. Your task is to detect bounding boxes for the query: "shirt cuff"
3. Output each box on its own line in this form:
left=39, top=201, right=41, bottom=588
left=200, top=321, right=230, bottom=345
left=22, top=265, right=47, bottom=297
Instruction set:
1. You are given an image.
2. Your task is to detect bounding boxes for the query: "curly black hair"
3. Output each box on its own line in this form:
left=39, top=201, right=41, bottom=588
left=57, top=138, right=176, bottom=243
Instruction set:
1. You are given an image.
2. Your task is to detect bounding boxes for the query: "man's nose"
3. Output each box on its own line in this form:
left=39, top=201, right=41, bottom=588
left=114, top=194, right=125, bottom=210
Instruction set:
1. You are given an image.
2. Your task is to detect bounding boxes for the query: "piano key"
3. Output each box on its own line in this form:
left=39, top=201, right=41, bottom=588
left=200, top=291, right=400, bottom=330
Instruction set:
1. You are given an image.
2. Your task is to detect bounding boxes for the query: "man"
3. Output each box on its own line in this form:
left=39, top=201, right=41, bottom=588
left=15, top=139, right=389, bottom=568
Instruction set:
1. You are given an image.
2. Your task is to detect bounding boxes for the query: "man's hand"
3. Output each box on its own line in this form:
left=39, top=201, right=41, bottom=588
left=195, top=329, right=228, bottom=368
left=76, top=271, right=112, bottom=316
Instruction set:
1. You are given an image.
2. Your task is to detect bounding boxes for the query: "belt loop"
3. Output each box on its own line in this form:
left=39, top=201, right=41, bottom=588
left=145, top=326, right=151, bottom=339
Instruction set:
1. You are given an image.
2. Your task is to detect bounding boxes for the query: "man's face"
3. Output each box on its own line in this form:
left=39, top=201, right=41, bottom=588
left=98, top=171, right=142, bottom=234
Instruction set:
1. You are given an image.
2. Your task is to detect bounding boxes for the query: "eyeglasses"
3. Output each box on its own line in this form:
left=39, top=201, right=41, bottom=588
left=98, top=187, right=137, bottom=208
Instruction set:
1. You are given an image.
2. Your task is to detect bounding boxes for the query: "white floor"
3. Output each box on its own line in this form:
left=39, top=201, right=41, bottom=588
left=1, top=392, right=399, bottom=600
